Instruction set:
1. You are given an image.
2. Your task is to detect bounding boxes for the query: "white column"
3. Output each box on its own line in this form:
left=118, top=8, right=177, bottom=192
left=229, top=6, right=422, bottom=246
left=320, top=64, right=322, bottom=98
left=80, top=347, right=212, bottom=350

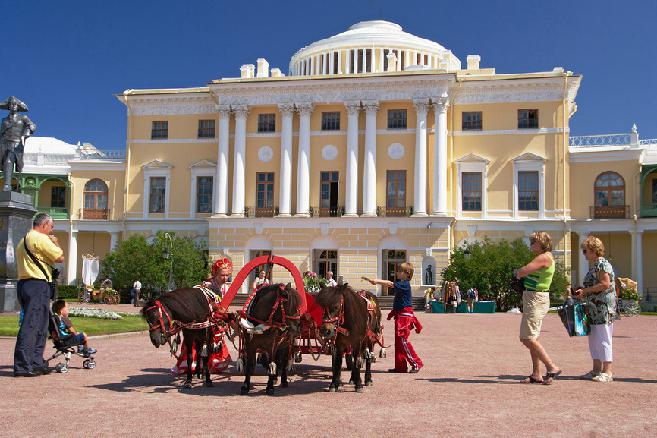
left=109, top=232, right=119, bottom=251
left=369, top=48, right=375, bottom=72
left=296, top=102, right=313, bottom=216
left=353, top=50, right=358, bottom=73
left=344, top=101, right=361, bottom=216
left=362, top=101, right=379, bottom=216
left=214, top=105, right=231, bottom=215
left=337, top=50, right=342, bottom=74
left=231, top=105, right=248, bottom=216
left=278, top=103, right=295, bottom=216
left=632, top=230, right=644, bottom=297
left=432, top=93, right=449, bottom=216
left=378, top=48, right=384, bottom=72
left=329, top=51, right=334, bottom=75
left=413, top=99, right=429, bottom=216
left=578, top=231, right=589, bottom=287
left=67, top=231, right=78, bottom=285
left=345, top=50, right=350, bottom=74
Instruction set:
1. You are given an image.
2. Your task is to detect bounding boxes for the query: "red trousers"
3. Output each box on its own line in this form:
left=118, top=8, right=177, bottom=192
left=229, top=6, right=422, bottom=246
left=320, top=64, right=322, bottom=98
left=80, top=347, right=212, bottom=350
left=391, top=308, right=423, bottom=372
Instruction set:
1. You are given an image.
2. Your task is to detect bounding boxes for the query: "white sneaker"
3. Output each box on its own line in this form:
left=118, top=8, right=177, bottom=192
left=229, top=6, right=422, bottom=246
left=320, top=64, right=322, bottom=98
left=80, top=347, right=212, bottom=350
left=580, top=370, right=600, bottom=380
left=592, top=372, right=613, bottom=383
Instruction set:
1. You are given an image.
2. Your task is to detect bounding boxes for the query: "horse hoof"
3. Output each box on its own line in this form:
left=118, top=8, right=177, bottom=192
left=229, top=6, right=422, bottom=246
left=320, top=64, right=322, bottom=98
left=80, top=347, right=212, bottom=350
left=266, top=387, right=275, bottom=395
left=182, top=382, right=192, bottom=389
left=240, top=386, right=250, bottom=395
left=348, top=379, right=353, bottom=384
left=365, top=380, right=373, bottom=386
left=355, top=386, right=364, bottom=393
left=204, top=381, right=213, bottom=387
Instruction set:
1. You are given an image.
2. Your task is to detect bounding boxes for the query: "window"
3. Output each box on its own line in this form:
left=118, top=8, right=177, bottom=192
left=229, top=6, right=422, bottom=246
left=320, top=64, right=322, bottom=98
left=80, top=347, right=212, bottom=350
left=382, top=250, right=407, bottom=295
left=594, top=172, right=625, bottom=207
left=387, top=109, right=407, bottom=129
left=84, top=178, right=108, bottom=219
left=149, top=177, right=166, bottom=213
left=386, top=170, right=406, bottom=215
left=320, top=171, right=339, bottom=216
left=518, top=171, right=539, bottom=211
left=461, top=172, right=482, bottom=211
left=51, top=186, right=66, bottom=208
left=652, top=179, right=657, bottom=204
left=462, top=112, right=482, bottom=131
left=151, top=121, right=168, bottom=139
left=518, top=109, right=538, bottom=129
left=321, top=112, right=341, bottom=131
left=197, top=120, right=215, bottom=138
left=256, top=172, right=275, bottom=216
left=314, top=249, right=338, bottom=280
left=257, top=114, right=276, bottom=132
left=196, top=176, right=213, bottom=213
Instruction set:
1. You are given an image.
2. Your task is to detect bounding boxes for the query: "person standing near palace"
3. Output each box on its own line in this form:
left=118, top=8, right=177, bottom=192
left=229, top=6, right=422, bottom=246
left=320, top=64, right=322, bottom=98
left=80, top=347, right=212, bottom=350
left=363, top=262, right=423, bottom=373
left=131, top=279, right=142, bottom=306
left=13, top=213, right=64, bottom=377
left=515, top=231, right=562, bottom=385
left=325, top=271, right=338, bottom=287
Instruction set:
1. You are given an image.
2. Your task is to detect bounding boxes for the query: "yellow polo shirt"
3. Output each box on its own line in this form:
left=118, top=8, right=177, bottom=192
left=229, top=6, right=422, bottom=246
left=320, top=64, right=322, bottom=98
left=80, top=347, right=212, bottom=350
left=16, top=230, right=64, bottom=281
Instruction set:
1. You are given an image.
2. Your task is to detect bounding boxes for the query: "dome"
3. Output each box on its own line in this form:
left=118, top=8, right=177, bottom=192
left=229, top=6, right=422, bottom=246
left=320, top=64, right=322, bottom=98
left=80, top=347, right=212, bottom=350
left=289, top=21, right=461, bottom=76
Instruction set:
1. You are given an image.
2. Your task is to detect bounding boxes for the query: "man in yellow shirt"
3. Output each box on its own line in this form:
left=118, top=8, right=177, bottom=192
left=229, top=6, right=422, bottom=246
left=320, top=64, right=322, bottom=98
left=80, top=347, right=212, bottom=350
left=13, top=213, right=64, bottom=377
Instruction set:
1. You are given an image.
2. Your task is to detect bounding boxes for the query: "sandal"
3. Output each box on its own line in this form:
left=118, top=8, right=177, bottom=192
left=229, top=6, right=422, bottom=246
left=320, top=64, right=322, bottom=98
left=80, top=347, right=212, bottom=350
left=543, top=369, right=563, bottom=385
left=521, top=375, right=544, bottom=384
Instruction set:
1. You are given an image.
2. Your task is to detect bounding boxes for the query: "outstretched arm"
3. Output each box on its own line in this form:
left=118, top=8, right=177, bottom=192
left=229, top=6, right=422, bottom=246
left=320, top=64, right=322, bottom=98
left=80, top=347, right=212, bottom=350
left=361, top=276, right=394, bottom=288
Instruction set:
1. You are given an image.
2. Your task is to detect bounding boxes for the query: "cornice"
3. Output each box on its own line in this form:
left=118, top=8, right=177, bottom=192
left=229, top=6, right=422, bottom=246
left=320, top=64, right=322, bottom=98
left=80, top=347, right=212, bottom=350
left=453, top=77, right=579, bottom=104
left=126, top=94, right=215, bottom=116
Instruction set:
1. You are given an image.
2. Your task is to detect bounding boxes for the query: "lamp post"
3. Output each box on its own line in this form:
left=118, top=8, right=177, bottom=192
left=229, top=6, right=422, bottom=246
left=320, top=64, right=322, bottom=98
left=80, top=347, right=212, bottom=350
left=163, top=232, right=175, bottom=291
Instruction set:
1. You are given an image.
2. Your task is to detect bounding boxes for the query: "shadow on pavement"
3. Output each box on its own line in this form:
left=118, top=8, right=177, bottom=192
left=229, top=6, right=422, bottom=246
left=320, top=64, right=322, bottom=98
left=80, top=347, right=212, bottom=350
left=485, top=374, right=657, bottom=384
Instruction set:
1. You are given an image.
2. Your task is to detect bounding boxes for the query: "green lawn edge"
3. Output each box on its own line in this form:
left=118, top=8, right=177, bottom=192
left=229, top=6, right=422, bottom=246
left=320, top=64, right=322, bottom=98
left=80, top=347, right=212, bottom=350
left=0, top=314, right=147, bottom=337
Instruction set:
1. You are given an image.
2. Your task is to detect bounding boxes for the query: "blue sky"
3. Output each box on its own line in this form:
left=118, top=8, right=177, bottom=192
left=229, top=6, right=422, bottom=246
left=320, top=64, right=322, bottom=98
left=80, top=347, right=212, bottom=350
left=2, top=0, right=656, bottom=151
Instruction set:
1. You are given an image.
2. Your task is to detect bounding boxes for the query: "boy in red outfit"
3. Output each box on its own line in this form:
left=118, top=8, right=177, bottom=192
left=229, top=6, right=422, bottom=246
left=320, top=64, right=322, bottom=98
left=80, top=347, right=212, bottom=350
left=363, top=262, right=423, bottom=373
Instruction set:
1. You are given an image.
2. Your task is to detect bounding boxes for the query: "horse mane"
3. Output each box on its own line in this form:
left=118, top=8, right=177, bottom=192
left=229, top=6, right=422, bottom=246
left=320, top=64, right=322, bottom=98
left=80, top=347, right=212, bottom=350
left=316, top=284, right=371, bottom=339
left=141, top=288, right=209, bottom=323
left=248, top=283, right=301, bottom=324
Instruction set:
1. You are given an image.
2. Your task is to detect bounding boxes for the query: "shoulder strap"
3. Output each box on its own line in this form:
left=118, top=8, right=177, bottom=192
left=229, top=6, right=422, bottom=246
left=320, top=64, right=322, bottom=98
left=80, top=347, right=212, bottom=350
left=23, top=234, right=52, bottom=282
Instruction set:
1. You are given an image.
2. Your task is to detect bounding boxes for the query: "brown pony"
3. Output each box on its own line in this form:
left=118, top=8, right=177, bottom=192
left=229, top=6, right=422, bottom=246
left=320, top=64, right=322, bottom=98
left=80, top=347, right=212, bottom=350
left=316, top=284, right=383, bottom=392
left=238, top=283, right=302, bottom=395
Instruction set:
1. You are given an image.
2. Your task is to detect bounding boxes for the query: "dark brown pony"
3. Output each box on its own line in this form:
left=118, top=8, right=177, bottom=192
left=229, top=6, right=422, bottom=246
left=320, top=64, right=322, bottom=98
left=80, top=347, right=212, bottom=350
left=142, top=288, right=227, bottom=389
left=316, top=284, right=383, bottom=392
left=238, top=283, right=302, bottom=395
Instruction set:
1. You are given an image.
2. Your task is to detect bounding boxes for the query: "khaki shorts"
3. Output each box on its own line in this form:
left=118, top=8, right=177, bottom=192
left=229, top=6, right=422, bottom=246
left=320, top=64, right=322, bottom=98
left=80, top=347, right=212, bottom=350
left=519, top=291, right=550, bottom=340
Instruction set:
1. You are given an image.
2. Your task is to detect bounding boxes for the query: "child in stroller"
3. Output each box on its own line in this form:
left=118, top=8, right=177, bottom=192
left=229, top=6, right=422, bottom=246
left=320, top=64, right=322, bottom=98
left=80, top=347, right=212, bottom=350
left=46, top=300, right=97, bottom=373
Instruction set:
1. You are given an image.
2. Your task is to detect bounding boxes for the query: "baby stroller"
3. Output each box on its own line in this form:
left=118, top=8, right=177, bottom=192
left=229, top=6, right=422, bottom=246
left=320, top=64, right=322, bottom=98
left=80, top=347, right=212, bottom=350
left=46, top=311, right=97, bottom=373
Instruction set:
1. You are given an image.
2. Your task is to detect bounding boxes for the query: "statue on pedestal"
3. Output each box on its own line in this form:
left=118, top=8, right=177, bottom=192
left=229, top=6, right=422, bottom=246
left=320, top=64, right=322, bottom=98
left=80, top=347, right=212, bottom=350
left=1, top=96, right=36, bottom=192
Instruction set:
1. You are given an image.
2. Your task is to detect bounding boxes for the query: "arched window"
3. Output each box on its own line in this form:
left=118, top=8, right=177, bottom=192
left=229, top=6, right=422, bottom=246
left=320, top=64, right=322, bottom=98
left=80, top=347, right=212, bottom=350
left=593, top=172, right=626, bottom=219
left=83, top=178, right=108, bottom=219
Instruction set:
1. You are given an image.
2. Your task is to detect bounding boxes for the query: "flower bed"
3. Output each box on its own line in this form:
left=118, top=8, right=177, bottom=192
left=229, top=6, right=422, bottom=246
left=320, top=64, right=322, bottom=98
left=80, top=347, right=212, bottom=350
left=68, top=307, right=123, bottom=320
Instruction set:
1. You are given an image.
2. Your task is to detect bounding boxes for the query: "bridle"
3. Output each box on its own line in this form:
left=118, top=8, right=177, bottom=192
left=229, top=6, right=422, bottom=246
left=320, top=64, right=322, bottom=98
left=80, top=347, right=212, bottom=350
left=321, top=294, right=350, bottom=338
left=145, top=300, right=180, bottom=339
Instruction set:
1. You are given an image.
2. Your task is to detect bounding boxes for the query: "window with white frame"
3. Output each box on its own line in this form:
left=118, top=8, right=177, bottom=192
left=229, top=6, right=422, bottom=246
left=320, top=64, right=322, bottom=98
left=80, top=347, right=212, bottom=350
left=142, top=161, right=173, bottom=218
left=461, top=172, right=482, bottom=211
left=456, top=154, right=489, bottom=217
left=189, top=160, right=216, bottom=217
left=196, top=176, right=213, bottom=213
left=513, top=154, right=545, bottom=218
left=149, top=177, right=166, bottom=213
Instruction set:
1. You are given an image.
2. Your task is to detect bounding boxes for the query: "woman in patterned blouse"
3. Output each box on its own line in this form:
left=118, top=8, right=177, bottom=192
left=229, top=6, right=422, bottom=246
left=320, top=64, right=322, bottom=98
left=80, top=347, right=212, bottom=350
left=575, top=236, right=617, bottom=383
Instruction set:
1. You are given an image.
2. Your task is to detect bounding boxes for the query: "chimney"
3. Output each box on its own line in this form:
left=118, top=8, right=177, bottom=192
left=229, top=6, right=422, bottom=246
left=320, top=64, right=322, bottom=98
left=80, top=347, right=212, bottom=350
left=270, top=68, right=283, bottom=78
left=256, top=58, right=270, bottom=78
left=240, top=64, right=255, bottom=78
left=386, top=52, right=397, bottom=72
left=467, top=55, right=480, bottom=70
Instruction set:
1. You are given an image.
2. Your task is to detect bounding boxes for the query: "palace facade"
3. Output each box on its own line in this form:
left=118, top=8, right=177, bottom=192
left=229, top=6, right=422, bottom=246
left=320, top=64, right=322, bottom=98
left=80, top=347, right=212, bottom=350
left=5, top=21, right=657, bottom=304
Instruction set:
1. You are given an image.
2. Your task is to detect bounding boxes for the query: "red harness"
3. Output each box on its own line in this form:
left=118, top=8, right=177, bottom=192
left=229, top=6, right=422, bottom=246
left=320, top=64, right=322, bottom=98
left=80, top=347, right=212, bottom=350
left=240, top=284, right=301, bottom=330
left=146, top=298, right=217, bottom=339
left=321, top=291, right=385, bottom=347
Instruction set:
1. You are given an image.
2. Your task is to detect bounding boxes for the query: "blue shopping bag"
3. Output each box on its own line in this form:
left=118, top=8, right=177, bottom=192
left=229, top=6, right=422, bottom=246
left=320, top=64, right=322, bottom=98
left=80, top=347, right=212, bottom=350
left=558, top=300, right=590, bottom=337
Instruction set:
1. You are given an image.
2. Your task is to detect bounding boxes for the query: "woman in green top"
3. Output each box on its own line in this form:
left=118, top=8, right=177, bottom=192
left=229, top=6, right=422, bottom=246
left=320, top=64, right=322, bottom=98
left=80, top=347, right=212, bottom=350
left=515, top=232, right=562, bottom=385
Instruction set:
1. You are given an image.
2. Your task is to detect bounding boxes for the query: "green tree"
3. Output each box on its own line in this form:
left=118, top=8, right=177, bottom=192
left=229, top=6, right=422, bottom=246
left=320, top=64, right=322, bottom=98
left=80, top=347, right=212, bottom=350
left=101, top=231, right=208, bottom=299
left=441, top=238, right=570, bottom=311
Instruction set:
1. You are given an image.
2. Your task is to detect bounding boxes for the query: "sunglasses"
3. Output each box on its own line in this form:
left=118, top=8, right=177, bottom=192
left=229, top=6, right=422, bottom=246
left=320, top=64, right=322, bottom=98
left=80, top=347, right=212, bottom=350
left=582, top=249, right=589, bottom=254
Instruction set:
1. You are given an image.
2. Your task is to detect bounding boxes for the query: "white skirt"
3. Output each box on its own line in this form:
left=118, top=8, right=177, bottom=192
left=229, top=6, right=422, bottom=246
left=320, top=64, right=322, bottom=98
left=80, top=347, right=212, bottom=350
left=588, top=323, right=613, bottom=362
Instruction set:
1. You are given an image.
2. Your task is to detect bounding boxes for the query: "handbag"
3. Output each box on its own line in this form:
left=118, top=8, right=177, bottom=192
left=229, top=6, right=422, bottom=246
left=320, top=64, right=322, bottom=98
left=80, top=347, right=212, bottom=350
left=23, top=234, right=59, bottom=300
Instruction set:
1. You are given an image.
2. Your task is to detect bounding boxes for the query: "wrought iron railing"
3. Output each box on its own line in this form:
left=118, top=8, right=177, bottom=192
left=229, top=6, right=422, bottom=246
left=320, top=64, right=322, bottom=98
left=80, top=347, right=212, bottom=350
left=310, top=206, right=344, bottom=217
left=377, top=206, right=414, bottom=217
left=41, top=207, right=69, bottom=219
left=640, top=202, right=657, bottom=217
left=589, top=205, right=629, bottom=219
left=639, top=138, right=657, bottom=145
left=245, top=206, right=278, bottom=218
left=569, top=134, right=631, bottom=147
left=83, top=208, right=110, bottom=219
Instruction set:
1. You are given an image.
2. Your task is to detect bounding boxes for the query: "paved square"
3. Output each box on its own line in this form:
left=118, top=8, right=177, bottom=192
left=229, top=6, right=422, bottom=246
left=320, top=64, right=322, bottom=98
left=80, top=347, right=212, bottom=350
left=1, top=312, right=656, bottom=437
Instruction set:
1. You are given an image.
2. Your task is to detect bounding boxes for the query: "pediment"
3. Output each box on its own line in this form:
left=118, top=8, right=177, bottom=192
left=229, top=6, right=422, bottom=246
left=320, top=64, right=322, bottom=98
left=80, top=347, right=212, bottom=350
left=189, top=159, right=217, bottom=168
left=142, top=159, right=174, bottom=169
left=455, top=153, right=490, bottom=164
left=513, top=152, right=545, bottom=162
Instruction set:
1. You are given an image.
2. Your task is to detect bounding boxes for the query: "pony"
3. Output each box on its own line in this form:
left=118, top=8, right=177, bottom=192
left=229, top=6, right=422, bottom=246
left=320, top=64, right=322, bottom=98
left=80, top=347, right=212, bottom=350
left=316, top=284, right=383, bottom=393
left=142, top=287, right=230, bottom=389
left=238, top=283, right=302, bottom=395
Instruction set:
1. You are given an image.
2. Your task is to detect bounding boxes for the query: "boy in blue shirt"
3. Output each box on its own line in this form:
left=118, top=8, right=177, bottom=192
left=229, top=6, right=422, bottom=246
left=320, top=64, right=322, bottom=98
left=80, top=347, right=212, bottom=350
left=363, top=262, right=423, bottom=373
left=52, top=300, right=96, bottom=357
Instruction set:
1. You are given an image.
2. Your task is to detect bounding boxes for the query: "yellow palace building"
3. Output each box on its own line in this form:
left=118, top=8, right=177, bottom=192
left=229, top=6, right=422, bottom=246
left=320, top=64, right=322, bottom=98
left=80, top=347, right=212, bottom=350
left=9, top=21, right=657, bottom=302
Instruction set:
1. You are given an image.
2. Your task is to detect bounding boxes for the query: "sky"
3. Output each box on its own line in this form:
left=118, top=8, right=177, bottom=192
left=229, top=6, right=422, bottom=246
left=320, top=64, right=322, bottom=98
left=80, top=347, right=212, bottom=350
left=1, top=0, right=656, bottom=152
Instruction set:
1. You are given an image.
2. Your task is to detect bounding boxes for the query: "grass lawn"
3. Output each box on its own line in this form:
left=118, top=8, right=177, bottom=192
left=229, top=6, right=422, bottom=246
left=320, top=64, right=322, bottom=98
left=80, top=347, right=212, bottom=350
left=0, top=314, right=147, bottom=337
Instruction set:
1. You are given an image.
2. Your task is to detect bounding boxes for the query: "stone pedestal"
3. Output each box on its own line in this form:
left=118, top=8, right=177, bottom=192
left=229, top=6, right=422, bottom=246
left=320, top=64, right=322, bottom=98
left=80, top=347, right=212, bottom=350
left=0, top=191, right=36, bottom=312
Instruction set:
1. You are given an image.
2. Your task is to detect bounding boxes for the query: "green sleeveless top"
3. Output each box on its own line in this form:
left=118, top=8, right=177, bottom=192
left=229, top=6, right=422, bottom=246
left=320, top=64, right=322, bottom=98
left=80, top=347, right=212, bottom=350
left=523, top=256, right=555, bottom=292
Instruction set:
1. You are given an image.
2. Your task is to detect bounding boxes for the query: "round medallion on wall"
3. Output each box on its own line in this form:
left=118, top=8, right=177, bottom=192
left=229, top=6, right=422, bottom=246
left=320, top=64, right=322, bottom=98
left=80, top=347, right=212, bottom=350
left=322, top=144, right=338, bottom=161
left=388, top=143, right=405, bottom=160
left=258, top=146, right=273, bottom=163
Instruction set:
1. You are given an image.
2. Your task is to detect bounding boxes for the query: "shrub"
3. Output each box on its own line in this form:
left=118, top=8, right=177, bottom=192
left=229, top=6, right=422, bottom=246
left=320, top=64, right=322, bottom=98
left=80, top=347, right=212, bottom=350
left=441, top=238, right=570, bottom=312
left=57, top=285, right=79, bottom=300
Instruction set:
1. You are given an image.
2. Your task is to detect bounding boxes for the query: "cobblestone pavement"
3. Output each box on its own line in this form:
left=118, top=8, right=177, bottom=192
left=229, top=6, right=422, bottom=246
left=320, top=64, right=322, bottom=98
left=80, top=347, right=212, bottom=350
left=1, top=313, right=656, bottom=437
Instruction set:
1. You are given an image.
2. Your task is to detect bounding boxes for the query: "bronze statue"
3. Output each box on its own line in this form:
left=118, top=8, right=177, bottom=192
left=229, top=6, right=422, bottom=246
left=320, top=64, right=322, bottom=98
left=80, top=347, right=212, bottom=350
left=1, top=96, right=36, bottom=191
